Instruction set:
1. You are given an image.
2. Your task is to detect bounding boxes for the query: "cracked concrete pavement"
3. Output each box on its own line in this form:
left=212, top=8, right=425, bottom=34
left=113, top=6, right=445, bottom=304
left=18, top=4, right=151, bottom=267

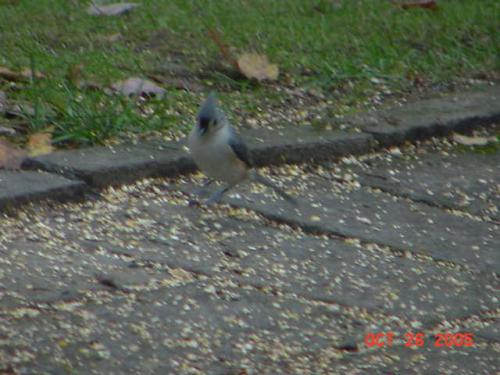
left=0, top=136, right=499, bottom=374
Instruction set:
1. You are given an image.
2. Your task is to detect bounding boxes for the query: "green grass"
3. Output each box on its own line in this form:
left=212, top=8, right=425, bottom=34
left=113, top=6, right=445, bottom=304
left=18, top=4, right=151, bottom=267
left=0, top=0, right=498, bottom=146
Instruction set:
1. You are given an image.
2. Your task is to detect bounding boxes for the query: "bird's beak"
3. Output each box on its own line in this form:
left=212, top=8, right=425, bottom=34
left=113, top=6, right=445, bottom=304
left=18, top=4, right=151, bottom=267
left=198, top=124, right=207, bottom=136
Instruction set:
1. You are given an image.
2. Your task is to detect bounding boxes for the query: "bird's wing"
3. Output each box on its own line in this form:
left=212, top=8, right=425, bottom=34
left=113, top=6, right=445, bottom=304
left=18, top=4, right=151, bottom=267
left=228, top=127, right=252, bottom=167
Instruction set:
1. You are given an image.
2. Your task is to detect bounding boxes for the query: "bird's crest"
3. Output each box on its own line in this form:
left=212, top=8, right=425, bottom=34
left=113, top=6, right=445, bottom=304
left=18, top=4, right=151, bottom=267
left=198, top=92, right=219, bottom=123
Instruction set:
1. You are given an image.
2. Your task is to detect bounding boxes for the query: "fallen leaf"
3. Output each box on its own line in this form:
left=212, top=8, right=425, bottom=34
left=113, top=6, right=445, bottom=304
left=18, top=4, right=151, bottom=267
left=87, top=2, right=139, bottom=16
left=4, top=100, right=55, bottom=121
left=236, top=53, right=279, bottom=81
left=0, top=66, right=44, bottom=82
left=27, top=128, right=54, bottom=156
left=111, top=77, right=165, bottom=97
left=452, top=133, right=498, bottom=146
left=0, top=139, right=26, bottom=169
left=394, top=0, right=439, bottom=11
left=4, top=101, right=35, bottom=118
left=205, top=29, right=279, bottom=81
left=0, top=126, right=16, bottom=136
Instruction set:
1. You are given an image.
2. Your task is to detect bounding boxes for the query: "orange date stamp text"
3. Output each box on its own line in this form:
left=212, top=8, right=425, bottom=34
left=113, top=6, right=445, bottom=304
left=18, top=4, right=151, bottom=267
left=364, top=332, right=474, bottom=348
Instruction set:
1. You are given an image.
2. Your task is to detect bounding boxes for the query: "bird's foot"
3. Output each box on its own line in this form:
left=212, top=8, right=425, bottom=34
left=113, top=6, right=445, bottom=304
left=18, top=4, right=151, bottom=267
left=194, top=179, right=214, bottom=197
left=205, top=187, right=229, bottom=206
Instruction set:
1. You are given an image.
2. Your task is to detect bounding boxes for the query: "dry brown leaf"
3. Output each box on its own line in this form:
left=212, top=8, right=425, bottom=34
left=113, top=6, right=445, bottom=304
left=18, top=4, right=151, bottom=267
left=0, top=139, right=27, bottom=169
left=205, top=29, right=279, bottom=81
left=237, top=53, right=279, bottom=81
left=27, top=129, right=54, bottom=157
left=452, top=133, right=498, bottom=146
left=87, top=2, right=140, bottom=16
left=111, top=77, right=165, bottom=97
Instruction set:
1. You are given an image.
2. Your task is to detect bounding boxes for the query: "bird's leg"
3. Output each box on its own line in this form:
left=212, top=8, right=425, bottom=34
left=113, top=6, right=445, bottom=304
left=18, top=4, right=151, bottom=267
left=206, top=185, right=232, bottom=205
left=194, top=178, right=214, bottom=197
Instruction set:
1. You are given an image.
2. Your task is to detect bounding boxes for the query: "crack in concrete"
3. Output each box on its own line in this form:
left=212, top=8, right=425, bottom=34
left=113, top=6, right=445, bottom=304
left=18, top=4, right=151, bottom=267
left=241, top=205, right=490, bottom=276
left=365, top=185, right=499, bottom=225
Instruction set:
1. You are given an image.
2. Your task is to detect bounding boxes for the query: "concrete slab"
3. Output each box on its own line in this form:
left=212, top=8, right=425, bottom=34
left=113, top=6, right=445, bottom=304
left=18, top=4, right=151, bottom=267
left=242, top=128, right=375, bottom=166
left=222, top=176, right=499, bottom=273
left=23, top=130, right=374, bottom=188
left=22, top=141, right=195, bottom=188
left=32, top=198, right=497, bottom=323
left=0, top=280, right=408, bottom=374
left=0, top=170, right=85, bottom=212
left=343, top=149, right=500, bottom=221
left=353, top=85, right=500, bottom=146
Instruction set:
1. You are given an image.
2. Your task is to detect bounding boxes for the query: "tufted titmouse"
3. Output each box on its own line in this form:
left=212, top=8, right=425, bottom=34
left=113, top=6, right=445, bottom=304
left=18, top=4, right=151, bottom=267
left=188, top=92, right=297, bottom=205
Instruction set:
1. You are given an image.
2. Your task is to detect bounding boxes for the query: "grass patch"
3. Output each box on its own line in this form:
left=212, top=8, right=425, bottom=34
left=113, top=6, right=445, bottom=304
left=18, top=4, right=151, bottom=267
left=0, top=0, right=498, bottom=147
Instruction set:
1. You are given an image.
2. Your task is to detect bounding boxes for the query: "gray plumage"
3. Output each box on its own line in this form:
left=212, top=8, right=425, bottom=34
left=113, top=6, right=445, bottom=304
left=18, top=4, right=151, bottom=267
left=197, top=92, right=220, bottom=128
left=188, top=92, right=296, bottom=205
left=227, top=127, right=252, bottom=167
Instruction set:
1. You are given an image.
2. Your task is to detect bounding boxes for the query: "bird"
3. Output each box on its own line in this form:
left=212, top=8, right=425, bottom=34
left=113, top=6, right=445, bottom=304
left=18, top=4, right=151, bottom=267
left=188, top=92, right=297, bottom=206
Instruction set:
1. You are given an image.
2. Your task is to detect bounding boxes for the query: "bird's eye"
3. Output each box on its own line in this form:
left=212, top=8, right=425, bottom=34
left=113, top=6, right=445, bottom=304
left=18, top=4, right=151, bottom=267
left=199, top=117, right=210, bottom=128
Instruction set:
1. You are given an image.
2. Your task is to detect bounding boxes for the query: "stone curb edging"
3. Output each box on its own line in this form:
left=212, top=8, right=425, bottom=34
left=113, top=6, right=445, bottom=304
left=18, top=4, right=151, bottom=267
left=352, top=85, right=500, bottom=147
left=0, top=170, right=86, bottom=213
left=1, top=85, right=499, bottom=212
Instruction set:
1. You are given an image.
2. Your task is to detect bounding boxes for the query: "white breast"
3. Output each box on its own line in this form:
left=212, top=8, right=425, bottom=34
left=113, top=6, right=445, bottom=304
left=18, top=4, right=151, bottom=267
left=188, top=125, right=248, bottom=185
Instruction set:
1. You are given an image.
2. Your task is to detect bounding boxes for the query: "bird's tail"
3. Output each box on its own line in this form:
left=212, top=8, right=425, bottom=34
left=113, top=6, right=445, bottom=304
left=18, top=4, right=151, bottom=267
left=250, top=171, right=298, bottom=205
